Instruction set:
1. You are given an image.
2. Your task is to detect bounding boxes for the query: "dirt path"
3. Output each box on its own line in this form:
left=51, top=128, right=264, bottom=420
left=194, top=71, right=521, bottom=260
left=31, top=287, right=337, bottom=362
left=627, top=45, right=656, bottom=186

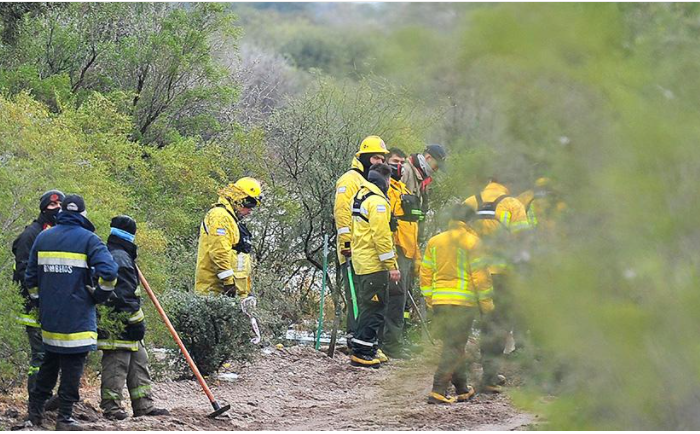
left=0, top=346, right=535, bottom=431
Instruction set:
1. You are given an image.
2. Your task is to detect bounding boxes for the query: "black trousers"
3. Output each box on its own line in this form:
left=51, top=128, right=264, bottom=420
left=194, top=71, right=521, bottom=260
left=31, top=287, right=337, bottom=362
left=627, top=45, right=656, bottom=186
left=432, top=305, right=477, bottom=394
left=29, top=350, right=87, bottom=419
left=350, top=271, right=389, bottom=357
left=343, top=261, right=360, bottom=337
left=380, top=251, right=413, bottom=352
left=26, top=326, right=46, bottom=395
left=480, top=273, right=511, bottom=385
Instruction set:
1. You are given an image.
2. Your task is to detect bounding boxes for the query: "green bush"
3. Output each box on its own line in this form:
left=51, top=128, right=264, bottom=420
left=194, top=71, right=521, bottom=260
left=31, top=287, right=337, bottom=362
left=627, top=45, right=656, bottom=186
left=163, top=291, right=254, bottom=377
left=0, top=277, right=29, bottom=393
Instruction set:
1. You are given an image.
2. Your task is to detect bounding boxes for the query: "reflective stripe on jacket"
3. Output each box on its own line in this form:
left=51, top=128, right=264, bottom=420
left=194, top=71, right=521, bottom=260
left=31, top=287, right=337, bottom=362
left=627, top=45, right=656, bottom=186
left=333, top=158, right=366, bottom=264
left=388, top=178, right=420, bottom=260
left=195, top=197, right=241, bottom=295
left=419, top=221, right=494, bottom=311
left=24, top=212, right=118, bottom=354
left=351, top=183, right=399, bottom=275
left=232, top=251, right=252, bottom=298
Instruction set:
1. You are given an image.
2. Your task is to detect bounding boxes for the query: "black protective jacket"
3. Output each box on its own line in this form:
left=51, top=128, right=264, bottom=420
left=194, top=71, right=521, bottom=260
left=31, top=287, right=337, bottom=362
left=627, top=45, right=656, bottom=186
left=102, top=235, right=146, bottom=342
left=11, top=213, right=54, bottom=312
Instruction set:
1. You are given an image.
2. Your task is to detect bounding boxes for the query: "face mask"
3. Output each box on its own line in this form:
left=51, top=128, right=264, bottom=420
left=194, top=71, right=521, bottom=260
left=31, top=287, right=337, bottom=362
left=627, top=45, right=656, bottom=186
left=389, top=163, right=402, bottom=181
left=42, top=208, right=60, bottom=225
left=416, top=154, right=434, bottom=178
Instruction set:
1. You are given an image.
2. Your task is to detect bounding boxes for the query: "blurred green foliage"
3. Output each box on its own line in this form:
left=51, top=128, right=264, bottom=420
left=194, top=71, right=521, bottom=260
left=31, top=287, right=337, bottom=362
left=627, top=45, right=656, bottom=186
left=2, top=3, right=700, bottom=428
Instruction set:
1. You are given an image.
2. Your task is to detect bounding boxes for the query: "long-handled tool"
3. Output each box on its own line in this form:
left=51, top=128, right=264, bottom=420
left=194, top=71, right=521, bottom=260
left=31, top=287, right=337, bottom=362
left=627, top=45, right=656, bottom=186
left=406, top=289, right=436, bottom=346
left=136, top=266, right=231, bottom=418
left=347, top=259, right=359, bottom=320
left=315, top=234, right=329, bottom=350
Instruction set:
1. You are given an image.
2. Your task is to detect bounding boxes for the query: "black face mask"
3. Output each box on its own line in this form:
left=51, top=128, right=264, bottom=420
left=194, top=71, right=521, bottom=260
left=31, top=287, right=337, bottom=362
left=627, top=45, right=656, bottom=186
left=42, top=208, right=60, bottom=225
left=389, top=163, right=402, bottom=181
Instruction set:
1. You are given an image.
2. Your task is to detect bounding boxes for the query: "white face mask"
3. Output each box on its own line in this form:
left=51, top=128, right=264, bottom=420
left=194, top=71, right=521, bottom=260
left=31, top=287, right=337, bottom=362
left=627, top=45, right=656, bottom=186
left=417, top=154, right=434, bottom=177
left=80, top=210, right=88, bottom=218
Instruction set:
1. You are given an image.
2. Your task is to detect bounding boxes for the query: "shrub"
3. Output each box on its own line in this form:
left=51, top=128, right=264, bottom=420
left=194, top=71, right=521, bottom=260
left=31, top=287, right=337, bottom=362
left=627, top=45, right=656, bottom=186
left=163, top=291, right=254, bottom=376
left=0, top=278, right=29, bottom=393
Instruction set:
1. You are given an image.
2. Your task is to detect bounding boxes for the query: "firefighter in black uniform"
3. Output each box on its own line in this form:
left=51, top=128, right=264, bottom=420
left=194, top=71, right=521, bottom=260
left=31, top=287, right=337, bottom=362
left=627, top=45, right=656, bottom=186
left=98, top=216, right=169, bottom=420
left=11, top=190, right=64, bottom=395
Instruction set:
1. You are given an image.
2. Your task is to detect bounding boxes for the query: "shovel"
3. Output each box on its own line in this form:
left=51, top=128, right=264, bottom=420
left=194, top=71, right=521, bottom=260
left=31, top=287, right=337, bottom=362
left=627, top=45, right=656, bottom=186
left=136, top=266, right=231, bottom=418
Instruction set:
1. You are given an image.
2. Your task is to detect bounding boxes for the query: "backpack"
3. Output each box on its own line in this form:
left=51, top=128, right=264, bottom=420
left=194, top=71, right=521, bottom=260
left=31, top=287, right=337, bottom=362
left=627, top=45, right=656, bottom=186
left=352, top=190, right=398, bottom=232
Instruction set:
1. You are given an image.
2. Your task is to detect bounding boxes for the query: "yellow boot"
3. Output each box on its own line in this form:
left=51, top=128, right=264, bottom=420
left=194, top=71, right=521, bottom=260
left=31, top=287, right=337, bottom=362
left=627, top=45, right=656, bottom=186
left=427, top=391, right=456, bottom=405
left=376, top=349, right=389, bottom=363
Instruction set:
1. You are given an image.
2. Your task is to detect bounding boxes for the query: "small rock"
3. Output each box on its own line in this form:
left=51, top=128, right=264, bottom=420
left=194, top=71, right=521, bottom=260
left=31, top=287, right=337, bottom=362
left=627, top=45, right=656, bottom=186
left=5, top=408, right=19, bottom=418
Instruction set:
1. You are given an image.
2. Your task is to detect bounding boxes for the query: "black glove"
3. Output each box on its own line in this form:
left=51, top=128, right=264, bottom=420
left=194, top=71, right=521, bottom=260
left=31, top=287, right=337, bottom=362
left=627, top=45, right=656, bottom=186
left=223, top=284, right=237, bottom=297
left=125, top=321, right=146, bottom=341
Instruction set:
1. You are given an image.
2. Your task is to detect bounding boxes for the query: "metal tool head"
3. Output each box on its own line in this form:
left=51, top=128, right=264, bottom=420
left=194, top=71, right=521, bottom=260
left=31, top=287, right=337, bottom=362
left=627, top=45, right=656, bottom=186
left=208, top=403, right=231, bottom=419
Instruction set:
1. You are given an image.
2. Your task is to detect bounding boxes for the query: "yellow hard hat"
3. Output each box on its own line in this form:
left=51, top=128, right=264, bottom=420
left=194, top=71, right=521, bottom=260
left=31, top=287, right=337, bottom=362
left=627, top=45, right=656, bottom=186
left=234, top=177, right=262, bottom=199
left=219, top=177, right=263, bottom=208
left=356, top=135, right=389, bottom=157
left=535, top=177, right=550, bottom=188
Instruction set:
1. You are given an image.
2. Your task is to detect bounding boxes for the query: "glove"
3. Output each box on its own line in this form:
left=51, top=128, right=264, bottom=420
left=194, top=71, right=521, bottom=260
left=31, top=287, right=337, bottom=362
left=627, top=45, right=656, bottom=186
left=241, top=295, right=257, bottom=312
left=125, top=321, right=146, bottom=341
left=223, top=284, right=237, bottom=297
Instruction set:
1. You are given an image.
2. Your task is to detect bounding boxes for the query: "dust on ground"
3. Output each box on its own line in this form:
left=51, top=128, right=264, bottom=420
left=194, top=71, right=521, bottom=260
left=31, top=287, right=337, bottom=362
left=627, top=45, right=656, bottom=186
left=0, top=345, right=537, bottom=431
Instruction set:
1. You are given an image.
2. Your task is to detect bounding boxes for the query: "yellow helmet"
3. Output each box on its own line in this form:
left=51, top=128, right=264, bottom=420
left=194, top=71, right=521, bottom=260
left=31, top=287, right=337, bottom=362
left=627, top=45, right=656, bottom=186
left=234, top=177, right=262, bottom=199
left=356, top=135, right=389, bottom=157
left=535, top=177, right=551, bottom=188
left=219, top=177, right=263, bottom=208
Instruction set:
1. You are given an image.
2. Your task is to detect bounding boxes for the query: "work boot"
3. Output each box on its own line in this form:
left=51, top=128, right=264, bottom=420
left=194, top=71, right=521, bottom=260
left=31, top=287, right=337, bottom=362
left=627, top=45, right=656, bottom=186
left=26, top=400, right=45, bottom=428
left=55, top=417, right=84, bottom=431
left=349, top=354, right=381, bottom=369
left=57, top=400, right=83, bottom=431
left=133, top=408, right=170, bottom=417
left=456, top=386, right=476, bottom=402
left=375, top=349, right=389, bottom=363
left=104, top=409, right=129, bottom=421
left=405, top=342, right=424, bottom=354
left=383, top=347, right=411, bottom=360
left=496, top=374, right=507, bottom=386
left=480, top=384, right=503, bottom=394
left=427, top=391, right=456, bottom=405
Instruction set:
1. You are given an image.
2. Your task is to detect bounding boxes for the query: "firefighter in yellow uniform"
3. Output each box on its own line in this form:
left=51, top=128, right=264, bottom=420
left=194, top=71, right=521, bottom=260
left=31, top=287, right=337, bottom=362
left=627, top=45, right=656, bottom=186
left=380, top=147, right=422, bottom=359
left=517, top=177, right=567, bottom=232
left=195, top=177, right=262, bottom=297
left=464, top=178, right=530, bottom=393
left=333, top=136, right=389, bottom=339
left=348, top=164, right=401, bottom=368
left=421, top=204, right=494, bottom=404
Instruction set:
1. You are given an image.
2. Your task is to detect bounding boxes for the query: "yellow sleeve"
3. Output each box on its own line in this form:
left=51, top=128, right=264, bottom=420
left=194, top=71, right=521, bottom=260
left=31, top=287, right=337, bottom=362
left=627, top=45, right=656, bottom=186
left=419, top=241, right=435, bottom=298
left=204, top=211, right=238, bottom=285
left=333, top=176, right=357, bottom=253
left=499, top=198, right=530, bottom=233
left=464, top=195, right=477, bottom=210
left=367, top=197, right=398, bottom=270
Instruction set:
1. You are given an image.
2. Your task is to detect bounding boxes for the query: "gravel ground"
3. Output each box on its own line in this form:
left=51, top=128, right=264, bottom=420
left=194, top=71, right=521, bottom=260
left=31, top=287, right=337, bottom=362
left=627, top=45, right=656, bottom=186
left=0, top=345, right=536, bottom=431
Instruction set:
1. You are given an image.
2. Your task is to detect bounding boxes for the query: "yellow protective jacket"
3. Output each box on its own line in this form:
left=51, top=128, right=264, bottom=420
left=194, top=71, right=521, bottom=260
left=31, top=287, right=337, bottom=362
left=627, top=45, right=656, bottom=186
left=420, top=221, right=494, bottom=311
left=333, top=158, right=366, bottom=264
left=232, top=251, right=252, bottom=298
left=464, top=182, right=530, bottom=236
left=351, top=182, right=399, bottom=275
left=195, top=197, right=241, bottom=295
left=517, top=190, right=567, bottom=231
left=464, top=182, right=530, bottom=274
left=387, top=178, right=420, bottom=260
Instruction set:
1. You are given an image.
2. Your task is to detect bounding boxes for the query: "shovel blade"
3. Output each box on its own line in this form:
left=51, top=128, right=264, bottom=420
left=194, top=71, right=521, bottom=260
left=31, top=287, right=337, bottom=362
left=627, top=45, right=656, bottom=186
left=208, top=403, right=231, bottom=419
